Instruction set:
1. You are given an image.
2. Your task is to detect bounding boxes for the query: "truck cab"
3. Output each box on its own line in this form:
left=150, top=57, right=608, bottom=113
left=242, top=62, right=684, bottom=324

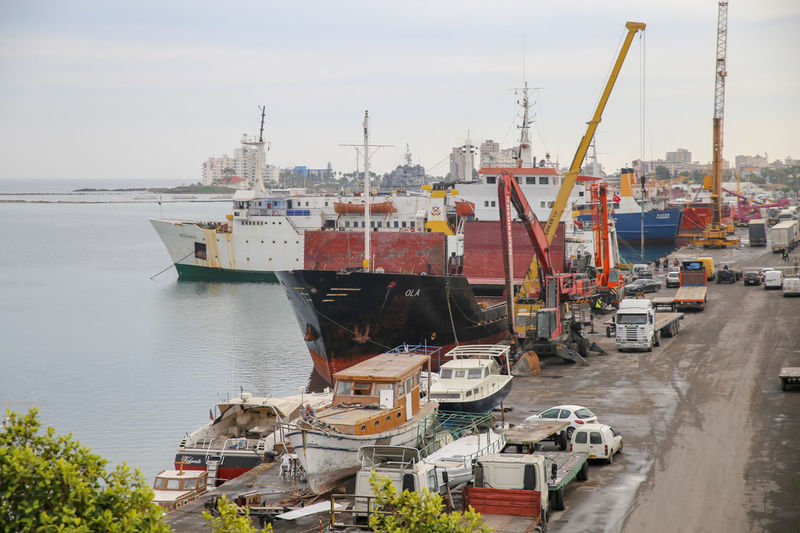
left=615, top=298, right=658, bottom=351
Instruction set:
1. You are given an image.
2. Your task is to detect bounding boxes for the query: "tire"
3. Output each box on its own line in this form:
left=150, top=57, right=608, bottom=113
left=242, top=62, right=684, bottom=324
left=654, top=331, right=660, bottom=347
left=618, top=441, right=623, bottom=454
left=606, top=326, right=612, bottom=338
left=559, top=430, right=568, bottom=451
left=553, top=487, right=565, bottom=511
left=577, top=337, right=590, bottom=358
left=566, top=426, right=575, bottom=441
left=576, top=460, right=589, bottom=482
left=607, top=450, right=614, bottom=465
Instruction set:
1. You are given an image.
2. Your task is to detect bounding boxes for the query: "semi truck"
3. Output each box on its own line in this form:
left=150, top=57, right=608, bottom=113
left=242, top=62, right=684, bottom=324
left=674, top=261, right=708, bottom=311
left=748, top=219, right=767, bottom=247
left=770, top=220, right=799, bottom=254
left=614, top=298, right=683, bottom=351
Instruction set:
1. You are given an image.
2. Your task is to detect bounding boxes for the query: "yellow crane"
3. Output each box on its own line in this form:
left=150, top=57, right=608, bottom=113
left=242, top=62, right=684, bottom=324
left=695, top=1, right=739, bottom=248
left=514, top=21, right=646, bottom=325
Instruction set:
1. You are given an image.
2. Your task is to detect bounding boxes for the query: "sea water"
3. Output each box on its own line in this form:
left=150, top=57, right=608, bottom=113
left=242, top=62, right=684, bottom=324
left=0, top=179, right=314, bottom=483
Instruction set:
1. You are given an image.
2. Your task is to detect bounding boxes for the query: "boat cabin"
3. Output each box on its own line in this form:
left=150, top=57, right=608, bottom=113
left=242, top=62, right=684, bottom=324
left=152, top=469, right=208, bottom=511
left=322, top=353, right=432, bottom=436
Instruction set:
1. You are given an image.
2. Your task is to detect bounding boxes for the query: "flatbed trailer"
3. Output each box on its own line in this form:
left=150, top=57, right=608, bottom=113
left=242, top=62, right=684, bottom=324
left=504, top=420, right=571, bottom=452
left=654, top=311, right=684, bottom=338
left=674, top=286, right=707, bottom=311
left=535, top=450, right=590, bottom=509
left=779, top=368, right=800, bottom=391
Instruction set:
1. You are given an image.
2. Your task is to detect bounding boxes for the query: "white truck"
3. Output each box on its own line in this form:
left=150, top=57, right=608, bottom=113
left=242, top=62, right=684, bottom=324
left=770, top=220, right=799, bottom=254
left=615, top=298, right=683, bottom=352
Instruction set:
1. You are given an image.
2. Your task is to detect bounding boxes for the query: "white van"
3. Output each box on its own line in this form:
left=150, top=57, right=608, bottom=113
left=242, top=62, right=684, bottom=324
left=569, top=423, right=623, bottom=464
left=783, top=277, right=800, bottom=297
left=764, top=270, right=784, bottom=290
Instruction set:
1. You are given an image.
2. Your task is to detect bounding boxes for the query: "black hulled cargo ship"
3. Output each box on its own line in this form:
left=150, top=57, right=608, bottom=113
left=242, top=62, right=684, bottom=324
left=277, top=269, right=509, bottom=383
left=277, top=220, right=567, bottom=383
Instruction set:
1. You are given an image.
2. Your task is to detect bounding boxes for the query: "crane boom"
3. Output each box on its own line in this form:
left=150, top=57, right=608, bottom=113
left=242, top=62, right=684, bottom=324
left=518, top=21, right=645, bottom=299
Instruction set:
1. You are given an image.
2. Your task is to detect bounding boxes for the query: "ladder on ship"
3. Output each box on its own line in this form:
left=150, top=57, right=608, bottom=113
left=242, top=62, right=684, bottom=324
left=206, top=456, right=221, bottom=486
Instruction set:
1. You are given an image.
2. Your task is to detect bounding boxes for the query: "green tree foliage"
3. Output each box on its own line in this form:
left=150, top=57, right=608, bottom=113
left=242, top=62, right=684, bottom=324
left=0, top=408, right=170, bottom=533
left=654, top=165, right=671, bottom=180
left=367, top=473, right=490, bottom=533
left=202, top=494, right=270, bottom=533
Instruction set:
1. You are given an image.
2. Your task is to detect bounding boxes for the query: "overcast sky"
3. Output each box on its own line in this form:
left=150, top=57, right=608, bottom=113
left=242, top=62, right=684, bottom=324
left=1, top=0, right=798, bottom=181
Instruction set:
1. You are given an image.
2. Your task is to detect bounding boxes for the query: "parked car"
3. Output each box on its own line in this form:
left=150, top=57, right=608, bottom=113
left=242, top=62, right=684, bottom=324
left=623, top=279, right=662, bottom=296
left=764, top=270, right=784, bottom=290
left=569, top=423, right=623, bottom=464
left=632, top=264, right=652, bottom=280
left=524, top=404, right=598, bottom=440
left=783, top=277, right=800, bottom=297
left=743, top=271, right=761, bottom=286
left=665, top=270, right=681, bottom=288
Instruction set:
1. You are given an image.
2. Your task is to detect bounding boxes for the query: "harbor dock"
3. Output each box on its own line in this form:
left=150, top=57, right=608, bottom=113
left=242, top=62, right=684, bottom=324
left=164, top=242, right=800, bottom=532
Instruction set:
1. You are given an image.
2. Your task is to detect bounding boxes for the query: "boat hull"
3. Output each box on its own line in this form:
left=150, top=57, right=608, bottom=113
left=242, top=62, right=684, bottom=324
left=437, top=378, right=513, bottom=414
left=276, top=270, right=509, bottom=383
left=285, top=401, right=437, bottom=494
left=174, top=451, right=262, bottom=485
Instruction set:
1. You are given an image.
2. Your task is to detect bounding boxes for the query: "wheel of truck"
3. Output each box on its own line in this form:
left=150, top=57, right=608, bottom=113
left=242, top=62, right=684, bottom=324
left=606, top=326, right=612, bottom=338
left=559, top=430, right=568, bottom=451
left=576, top=460, right=589, bottom=482
left=653, top=331, right=660, bottom=347
left=553, top=487, right=565, bottom=511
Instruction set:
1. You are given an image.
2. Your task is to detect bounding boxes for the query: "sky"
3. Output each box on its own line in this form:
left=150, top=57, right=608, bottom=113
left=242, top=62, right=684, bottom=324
left=0, top=0, right=798, bottom=181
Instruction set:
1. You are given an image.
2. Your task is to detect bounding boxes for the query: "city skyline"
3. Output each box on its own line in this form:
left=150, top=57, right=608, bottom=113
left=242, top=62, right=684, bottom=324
left=1, top=1, right=798, bottom=181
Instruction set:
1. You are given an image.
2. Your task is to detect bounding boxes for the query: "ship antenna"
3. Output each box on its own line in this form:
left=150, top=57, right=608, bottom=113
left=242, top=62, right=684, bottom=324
left=258, top=106, right=266, bottom=143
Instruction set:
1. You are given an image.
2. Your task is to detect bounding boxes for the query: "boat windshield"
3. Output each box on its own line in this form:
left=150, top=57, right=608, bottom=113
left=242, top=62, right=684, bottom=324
left=468, top=369, right=483, bottom=379
left=440, top=369, right=453, bottom=379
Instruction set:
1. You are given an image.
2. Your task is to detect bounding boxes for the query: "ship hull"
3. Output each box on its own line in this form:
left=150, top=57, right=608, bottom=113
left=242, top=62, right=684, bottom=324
left=437, top=378, right=513, bottom=414
left=609, top=208, right=683, bottom=244
left=150, top=217, right=305, bottom=281
left=276, top=270, right=509, bottom=383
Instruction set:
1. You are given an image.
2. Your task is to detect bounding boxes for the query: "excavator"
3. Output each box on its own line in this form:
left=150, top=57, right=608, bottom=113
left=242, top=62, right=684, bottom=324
left=500, top=21, right=646, bottom=367
left=498, top=170, right=598, bottom=365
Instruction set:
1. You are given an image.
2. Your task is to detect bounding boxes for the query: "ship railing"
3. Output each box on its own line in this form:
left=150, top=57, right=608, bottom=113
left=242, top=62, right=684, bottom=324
left=327, top=493, right=392, bottom=529
left=183, top=437, right=261, bottom=456
left=418, top=411, right=493, bottom=458
left=387, top=344, right=444, bottom=371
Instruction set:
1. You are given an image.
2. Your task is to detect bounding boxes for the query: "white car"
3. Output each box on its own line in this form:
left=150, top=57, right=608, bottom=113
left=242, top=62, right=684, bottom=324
left=524, top=404, right=598, bottom=440
left=764, top=270, right=783, bottom=290
left=570, top=423, right=623, bottom=464
left=665, top=270, right=681, bottom=288
left=783, top=277, right=800, bottom=297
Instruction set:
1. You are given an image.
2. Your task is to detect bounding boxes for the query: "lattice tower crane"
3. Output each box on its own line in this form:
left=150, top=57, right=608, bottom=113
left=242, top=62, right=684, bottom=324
left=699, top=1, right=739, bottom=247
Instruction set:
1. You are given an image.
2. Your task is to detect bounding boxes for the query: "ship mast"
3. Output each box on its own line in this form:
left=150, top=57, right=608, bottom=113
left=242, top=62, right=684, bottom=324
left=510, top=81, right=539, bottom=167
left=241, top=105, right=269, bottom=194
left=341, top=111, right=392, bottom=271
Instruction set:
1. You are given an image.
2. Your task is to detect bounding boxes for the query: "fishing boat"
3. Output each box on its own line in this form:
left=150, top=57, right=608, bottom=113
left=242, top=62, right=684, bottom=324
left=175, top=390, right=331, bottom=486
left=284, top=350, right=438, bottom=494
left=428, top=345, right=513, bottom=414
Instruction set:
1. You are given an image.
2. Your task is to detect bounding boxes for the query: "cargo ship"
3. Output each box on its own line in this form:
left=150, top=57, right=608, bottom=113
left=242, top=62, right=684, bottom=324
left=277, top=220, right=566, bottom=383
left=575, top=168, right=682, bottom=245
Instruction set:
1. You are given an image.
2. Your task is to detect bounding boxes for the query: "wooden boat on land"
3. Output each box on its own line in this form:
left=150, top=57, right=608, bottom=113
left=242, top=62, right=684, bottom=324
left=175, top=391, right=331, bottom=486
left=428, top=345, right=513, bottom=414
left=284, top=350, right=438, bottom=494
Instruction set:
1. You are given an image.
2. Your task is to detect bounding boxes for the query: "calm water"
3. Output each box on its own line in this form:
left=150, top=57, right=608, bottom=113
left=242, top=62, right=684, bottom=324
left=0, top=181, right=314, bottom=483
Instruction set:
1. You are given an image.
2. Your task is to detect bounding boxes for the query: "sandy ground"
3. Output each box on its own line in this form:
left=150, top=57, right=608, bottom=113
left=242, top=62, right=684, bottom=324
left=503, top=243, right=800, bottom=533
